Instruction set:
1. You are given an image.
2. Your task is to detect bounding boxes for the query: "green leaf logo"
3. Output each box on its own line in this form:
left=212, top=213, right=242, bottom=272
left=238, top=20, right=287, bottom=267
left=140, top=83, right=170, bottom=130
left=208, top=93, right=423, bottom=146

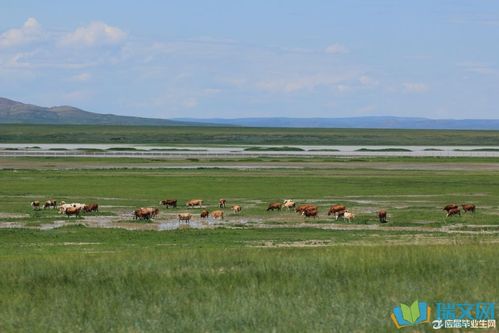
left=401, top=300, right=421, bottom=323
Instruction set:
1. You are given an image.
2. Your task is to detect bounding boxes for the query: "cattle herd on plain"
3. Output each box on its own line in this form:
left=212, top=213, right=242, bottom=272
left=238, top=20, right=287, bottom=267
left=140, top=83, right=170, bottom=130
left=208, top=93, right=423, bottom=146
left=29, top=198, right=477, bottom=224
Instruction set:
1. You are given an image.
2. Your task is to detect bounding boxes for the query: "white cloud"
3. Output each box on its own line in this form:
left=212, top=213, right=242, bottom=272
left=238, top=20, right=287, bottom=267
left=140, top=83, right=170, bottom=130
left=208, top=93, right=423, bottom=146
left=0, top=17, right=44, bottom=48
left=256, top=72, right=358, bottom=93
left=70, top=72, right=92, bottom=82
left=325, top=43, right=348, bottom=54
left=60, top=22, right=126, bottom=47
left=359, top=75, right=378, bottom=86
left=403, top=82, right=429, bottom=93
left=182, top=98, right=198, bottom=108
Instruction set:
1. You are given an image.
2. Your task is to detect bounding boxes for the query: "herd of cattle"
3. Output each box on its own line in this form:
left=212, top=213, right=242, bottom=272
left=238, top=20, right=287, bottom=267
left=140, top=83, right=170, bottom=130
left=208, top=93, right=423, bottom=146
left=30, top=200, right=98, bottom=217
left=30, top=198, right=477, bottom=224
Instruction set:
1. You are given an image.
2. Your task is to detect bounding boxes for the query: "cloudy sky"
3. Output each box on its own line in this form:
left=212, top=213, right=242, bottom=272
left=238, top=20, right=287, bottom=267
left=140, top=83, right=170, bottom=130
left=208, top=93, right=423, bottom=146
left=1, top=1, right=498, bottom=119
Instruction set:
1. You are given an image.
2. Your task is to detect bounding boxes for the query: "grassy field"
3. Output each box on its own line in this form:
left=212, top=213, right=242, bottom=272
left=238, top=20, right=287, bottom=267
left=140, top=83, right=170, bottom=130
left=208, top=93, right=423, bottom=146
left=0, top=158, right=498, bottom=332
left=0, top=227, right=497, bottom=332
left=1, top=166, right=499, bottom=226
left=2, top=124, right=499, bottom=145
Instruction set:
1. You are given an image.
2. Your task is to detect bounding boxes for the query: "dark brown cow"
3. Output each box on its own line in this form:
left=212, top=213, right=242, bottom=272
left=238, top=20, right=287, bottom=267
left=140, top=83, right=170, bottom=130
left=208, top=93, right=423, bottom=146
left=443, top=204, right=458, bottom=212
left=295, top=204, right=317, bottom=214
left=302, top=207, right=318, bottom=218
left=446, top=208, right=461, bottom=217
left=65, top=206, right=81, bottom=218
left=44, top=200, right=57, bottom=209
left=219, top=199, right=226, bottom=208
left=267, top=202, right=282, bottom=211
left=160, top=199, right=177, bottom=208
left=200, top=209, right=209, bottom=218
left=462, top=204, right=476, bottom=213
left=328, top=204, right=346, bottom=216
left=377, top=209, right=387, bottom=223
left=31, top=201, right=41, bottom=210
left=83, top=203, right=99, bottom=213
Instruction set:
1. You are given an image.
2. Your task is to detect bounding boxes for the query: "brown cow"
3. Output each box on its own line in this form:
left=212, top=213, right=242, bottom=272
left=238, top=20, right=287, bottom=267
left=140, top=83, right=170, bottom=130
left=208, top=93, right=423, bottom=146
left=232, top=205, right=242, bottom=213
left=302, top=207, right=318, bottom=218
left=219, top=199, right=226, bottom=208
left=186, top=199, right=203, bottom=208
left=211, top=210, right=224, bottom=219
left=443, top=204, right=458, bottom=212
left=83, top=203, right=99, bottom=213
left=65, top=206, right=81, bottom=218
left=447, top=208, right=461, bottom=217
left=178, top=213, right=192, bottom=223
left=160, top=199, right=177, bottom=208
left=43, top=200, right=57, bottom=209
left=200, top=209, right=209, bottom=218
left=267, top=202, right=282, bottom=211
left=31, top=201, right=41, bottom=210
left=462, top=204, right=476, bottom=213
left=328, top=204, right=346, bottom=216
left=134, top=207, right=159, bottom=220
left=378, top=209, right=387, bottom=223
left=295, top=204, right=316, bottom=214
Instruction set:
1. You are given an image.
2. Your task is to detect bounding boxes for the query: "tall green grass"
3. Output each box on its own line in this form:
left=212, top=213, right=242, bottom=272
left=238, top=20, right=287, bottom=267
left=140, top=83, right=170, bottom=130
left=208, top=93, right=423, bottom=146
left=0, top=227, right=497, bottom=332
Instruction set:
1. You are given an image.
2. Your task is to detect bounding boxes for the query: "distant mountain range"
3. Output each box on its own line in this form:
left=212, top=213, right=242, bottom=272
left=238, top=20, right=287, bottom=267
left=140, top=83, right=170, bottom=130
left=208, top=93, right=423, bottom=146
left=2, top=97, right=499, bottom=129
left=174, top=116, right=499, bottom=130
left=0, top=97, right=195, bottom=126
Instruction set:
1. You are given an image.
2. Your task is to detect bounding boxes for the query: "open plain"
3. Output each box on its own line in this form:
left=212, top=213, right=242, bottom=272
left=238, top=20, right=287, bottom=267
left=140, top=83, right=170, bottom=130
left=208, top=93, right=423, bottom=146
left=0, top=134, right=498, bottom=332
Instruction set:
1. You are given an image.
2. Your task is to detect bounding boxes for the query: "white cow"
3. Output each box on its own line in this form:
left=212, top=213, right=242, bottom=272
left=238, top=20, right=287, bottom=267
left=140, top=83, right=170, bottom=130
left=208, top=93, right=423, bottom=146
left=343, top=211, right=355, bottom=223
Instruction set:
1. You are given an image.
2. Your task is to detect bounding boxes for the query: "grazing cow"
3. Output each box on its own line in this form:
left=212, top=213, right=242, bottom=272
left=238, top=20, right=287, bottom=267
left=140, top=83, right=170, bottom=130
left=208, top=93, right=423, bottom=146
left=58, top=204, right=73, bottom=214
left=159, top=199, right=177, bottom=208
left=328, top=204, right=346, bottom=216
left=65, top=207, right=81, bottom=218
left=83, top=203, right=99, bottom=213
left=178, top=213, right=192, bottom=223
left=134, top=207, right=159, bottom=220
left=443, top=204, right=458, bottom=212
left=295, top=204, right=316, bottom=214
left=377, top=209, right=388, bottom=223
left=267, top=202, right=282, bottom=211
left=283, top=200, right=296, bottom=210
left=343, top=211, right=355, bottom=223
left=211, top=210, right=224, bottom=219
left=58, top=203, right=85, bottom=214
left=43, top=200, right=57, bottom=209
left=462, top=204, right=476, bottom=213
left=232, top=205, right=242, bottom=213
left=219, top=199, right=226, bottom=208
left=200, top=209, right=209, bottom=218
left=447, top=208, right=461, bottom=217
left=302, top=207, right=318, bottom=218
left=31, top=201, right=41, bottom=210
left=186, top=199, right=203, bottom=208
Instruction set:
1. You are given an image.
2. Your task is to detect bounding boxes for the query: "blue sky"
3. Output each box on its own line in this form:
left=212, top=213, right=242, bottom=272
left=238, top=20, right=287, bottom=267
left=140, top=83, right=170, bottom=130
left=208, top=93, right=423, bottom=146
left=1, top=1, right=498, bottom=119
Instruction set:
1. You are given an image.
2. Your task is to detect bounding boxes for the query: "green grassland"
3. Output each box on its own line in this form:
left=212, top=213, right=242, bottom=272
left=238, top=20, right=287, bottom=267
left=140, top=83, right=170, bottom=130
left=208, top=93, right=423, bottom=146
left=1, top=167, right=499, bottom=226
left=0, top=227, right=497, bottom=332
left=2, top=124, right=499, bottom=145
left=0, top=161, right=498, bottom=332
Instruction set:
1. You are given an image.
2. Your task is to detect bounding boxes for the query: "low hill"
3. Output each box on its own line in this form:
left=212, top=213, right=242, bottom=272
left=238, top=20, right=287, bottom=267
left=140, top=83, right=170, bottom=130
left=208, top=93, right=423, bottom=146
left=0, top=97, right=195, bottom=126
